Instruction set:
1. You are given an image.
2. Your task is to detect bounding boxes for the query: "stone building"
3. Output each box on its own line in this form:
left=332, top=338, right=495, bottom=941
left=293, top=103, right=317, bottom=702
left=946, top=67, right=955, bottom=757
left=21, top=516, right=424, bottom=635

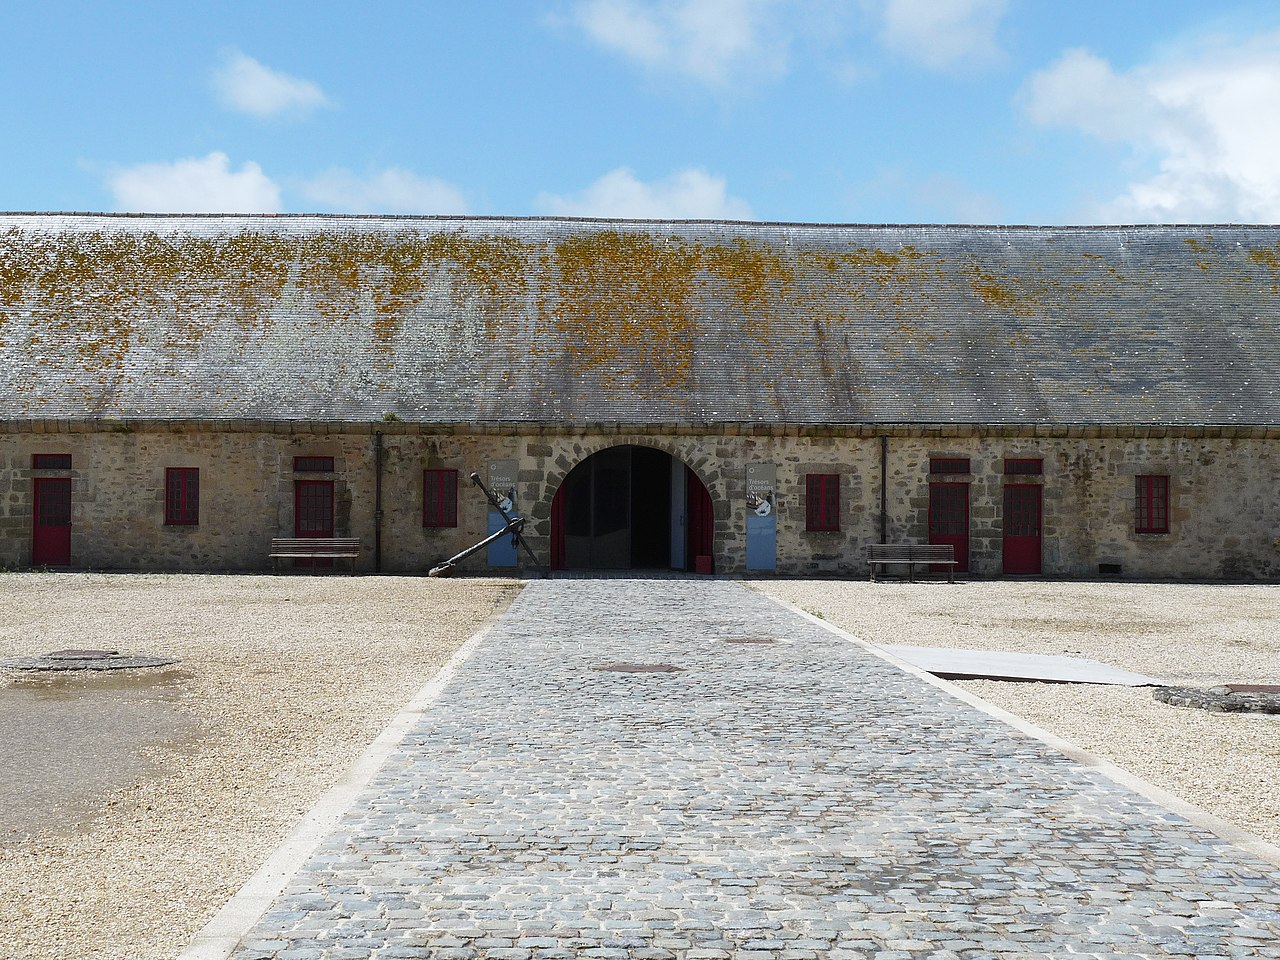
left=2, top=213, right=1278, bottom=579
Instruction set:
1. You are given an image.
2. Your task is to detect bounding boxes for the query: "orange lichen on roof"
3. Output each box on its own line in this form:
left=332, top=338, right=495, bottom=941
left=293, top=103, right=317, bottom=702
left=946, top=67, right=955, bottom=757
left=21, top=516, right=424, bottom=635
left=1183, top=235, right=1215, bottom=272
left=295, top=231, right=533, bottom=349
left=964, top=264, right=1047, bottom=317
left=1247, top=245, right=1280, bottom=273
left=795, top=244, right=943, bottom=327
left=539, top=231, right=701, bottom=400
left=0, top=229, right=34, bottom=310
left=5, top=230, right=295, bottom=371
left=1247, top=244, right=1280, bottom=294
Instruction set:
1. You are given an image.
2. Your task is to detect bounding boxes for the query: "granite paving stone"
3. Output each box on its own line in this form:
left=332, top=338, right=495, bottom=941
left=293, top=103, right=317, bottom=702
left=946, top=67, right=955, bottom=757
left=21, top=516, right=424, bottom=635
left=228, top=580, right=1280, bottom=959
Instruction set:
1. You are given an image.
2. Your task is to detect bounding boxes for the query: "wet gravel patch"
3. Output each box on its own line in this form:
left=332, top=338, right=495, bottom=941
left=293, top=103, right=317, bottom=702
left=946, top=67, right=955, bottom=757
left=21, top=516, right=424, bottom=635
left=0, top=669, right=194, bottom=839
left=0, top=572, right=521, bottom=960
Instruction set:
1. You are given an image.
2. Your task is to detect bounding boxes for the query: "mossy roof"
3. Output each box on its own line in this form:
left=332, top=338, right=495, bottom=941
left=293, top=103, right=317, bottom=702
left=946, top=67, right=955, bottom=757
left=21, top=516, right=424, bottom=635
left=2, top=213, right=1279, bottom=426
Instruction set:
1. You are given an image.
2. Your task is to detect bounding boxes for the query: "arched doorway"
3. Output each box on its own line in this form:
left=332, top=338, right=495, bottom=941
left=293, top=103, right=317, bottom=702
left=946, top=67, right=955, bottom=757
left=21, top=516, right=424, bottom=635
left=550, top=446, right=714, bottom=572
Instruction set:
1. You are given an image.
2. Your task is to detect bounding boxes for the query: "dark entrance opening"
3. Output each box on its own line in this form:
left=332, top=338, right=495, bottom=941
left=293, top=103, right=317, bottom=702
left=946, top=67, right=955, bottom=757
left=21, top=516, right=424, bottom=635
left=550, top=446, right=713, bottom=572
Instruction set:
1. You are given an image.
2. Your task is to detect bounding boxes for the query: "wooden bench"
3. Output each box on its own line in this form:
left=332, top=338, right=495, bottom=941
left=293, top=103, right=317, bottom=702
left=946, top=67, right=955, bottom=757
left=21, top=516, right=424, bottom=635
left=867, top=543, right=957, bottom=583
left=269, top=537, right=361, bottom=573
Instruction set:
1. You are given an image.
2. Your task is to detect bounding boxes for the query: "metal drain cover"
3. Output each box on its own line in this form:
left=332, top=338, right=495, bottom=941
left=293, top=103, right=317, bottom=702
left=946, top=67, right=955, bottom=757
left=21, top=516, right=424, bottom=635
left=0, top=650, right=178, bottom=671
left=592, top=662, right=685, bottom=674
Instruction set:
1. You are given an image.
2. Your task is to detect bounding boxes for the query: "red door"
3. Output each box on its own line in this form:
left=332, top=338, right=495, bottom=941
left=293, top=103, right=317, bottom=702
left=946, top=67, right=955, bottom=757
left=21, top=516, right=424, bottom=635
left=295, top=480, right=334, bottom=568
left=928, top=482, right=969, bottom=572
left=33, top=478, right=72, bottom=566
left=1003, top=484, right=1042, bottom=574
left=686, top=466, right=713, bottom=572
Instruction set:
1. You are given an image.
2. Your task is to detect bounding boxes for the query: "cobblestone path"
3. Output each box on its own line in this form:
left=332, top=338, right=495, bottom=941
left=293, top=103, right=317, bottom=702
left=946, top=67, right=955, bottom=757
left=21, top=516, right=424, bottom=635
left=231, top=580, right=1280, bottom=959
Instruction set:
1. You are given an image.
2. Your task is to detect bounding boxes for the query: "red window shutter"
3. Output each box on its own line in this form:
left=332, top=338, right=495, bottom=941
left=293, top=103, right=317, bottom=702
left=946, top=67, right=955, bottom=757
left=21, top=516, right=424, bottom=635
left=424, top=469, right=459, bottom=527
left=165, top=468, right=199, bottom=525
left=1135, top=475, right=1169, bottom=533
left=806, top=474, right=840, bottom=532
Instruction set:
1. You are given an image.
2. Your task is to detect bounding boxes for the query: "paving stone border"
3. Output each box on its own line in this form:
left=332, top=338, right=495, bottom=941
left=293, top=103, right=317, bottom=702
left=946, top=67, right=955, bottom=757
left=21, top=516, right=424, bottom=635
left=1153, top=684, right=1280, bottom=714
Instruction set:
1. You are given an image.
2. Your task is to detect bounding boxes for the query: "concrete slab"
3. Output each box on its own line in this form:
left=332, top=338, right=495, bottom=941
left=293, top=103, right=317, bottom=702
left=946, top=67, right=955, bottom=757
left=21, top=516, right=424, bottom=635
left=884, top=643, right=1160, bottom=685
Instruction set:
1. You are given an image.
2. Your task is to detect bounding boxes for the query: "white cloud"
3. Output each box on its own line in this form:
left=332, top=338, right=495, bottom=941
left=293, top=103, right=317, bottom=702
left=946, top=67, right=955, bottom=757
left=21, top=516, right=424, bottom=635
left=301, top=168, right=468, bottom=215
left=107, top=152, right=281, bottom=213
left=213, top=51, right=329, bottom=118
left=569, top=0, right=788, bottom=87
left=1025, top=34, right=1280, bottom=222
left=877, top=0, right=1008, bottom=71
left=536, top=167, right=754, bottom=219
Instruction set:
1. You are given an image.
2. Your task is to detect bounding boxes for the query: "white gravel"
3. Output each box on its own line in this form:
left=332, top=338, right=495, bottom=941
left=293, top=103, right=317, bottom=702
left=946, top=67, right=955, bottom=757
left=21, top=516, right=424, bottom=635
left=0, top=572, right=521, bottom=960
left=757, top=579, right=1280, bottom=848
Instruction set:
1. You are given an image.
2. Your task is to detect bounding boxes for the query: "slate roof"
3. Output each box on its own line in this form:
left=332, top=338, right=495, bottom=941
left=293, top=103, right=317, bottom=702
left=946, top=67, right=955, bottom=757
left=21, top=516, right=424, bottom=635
left=2, top=213, right=1279, bottom=427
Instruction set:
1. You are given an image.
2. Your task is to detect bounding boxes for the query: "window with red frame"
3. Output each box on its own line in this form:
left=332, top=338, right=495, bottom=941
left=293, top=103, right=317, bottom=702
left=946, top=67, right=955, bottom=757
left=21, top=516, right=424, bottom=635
left=32, top=454, right=72, bottom=469
left=294, top=456, right=335, bottom=472
left=423, top=469, right=459, bottom=528
left=805, top=473, right=840, bottom=531
left=1004, top=458, right=1043, bottom=475
left=929, top=457, right=970, bottom=475
left=165, top=468, right=199, bottom=526
left=1135, top=475, right=1169, bottom=533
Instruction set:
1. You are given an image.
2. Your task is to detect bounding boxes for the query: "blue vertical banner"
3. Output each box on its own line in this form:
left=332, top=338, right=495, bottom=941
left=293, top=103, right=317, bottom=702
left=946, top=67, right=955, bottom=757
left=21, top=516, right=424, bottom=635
left=487, top=458, right=519, bottom=567
left=745, top=462, right=777, bottom=572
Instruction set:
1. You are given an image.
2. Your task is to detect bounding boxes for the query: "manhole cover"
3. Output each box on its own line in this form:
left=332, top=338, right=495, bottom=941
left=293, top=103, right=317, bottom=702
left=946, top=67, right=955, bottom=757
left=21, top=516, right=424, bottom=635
left=592, top=662, right=685, bottom=674
left=0, top=650, right=179, bottom=671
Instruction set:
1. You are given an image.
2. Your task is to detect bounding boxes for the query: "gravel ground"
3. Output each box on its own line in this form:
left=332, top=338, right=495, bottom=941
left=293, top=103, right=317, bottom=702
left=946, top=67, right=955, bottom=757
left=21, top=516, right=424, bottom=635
left=757, top=579, right=1280, bottom=848
left=0, top=572, right=521, bottom=960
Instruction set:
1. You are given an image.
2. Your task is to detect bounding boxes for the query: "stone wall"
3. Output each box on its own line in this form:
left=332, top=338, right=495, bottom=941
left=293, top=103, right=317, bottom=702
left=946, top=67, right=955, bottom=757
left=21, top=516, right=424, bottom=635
left=1, top=425, right=1277, bottom=580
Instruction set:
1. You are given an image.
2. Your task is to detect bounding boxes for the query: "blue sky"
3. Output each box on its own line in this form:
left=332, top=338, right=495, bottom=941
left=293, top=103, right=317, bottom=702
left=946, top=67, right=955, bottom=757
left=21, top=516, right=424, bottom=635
left=5, top=0, right=1280, bottom=224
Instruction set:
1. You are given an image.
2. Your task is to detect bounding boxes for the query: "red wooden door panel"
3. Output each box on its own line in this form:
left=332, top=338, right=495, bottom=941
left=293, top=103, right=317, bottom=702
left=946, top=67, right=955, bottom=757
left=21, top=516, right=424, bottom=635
left=1003, top=484, right=1042, bottom=574
left=686, top=466, right=714, bottom=573
left=33, top=478, right=72, bottom=566
left=294, top=479, right=334, bottom=568
left=928, top=482, right=969, bottom=573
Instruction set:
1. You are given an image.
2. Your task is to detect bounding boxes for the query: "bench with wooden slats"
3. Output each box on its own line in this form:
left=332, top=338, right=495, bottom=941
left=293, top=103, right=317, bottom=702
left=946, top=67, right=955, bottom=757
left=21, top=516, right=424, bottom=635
left=269, top=537, right=361, bottom=573
left=867, top=543, right=957, bottom=583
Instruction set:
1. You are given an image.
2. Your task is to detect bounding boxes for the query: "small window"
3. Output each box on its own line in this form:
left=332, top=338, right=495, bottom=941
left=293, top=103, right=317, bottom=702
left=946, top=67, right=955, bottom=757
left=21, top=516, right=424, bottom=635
left=32, top=454, right=72, bottom=469
left=423, top=469, right=459, bottom=528
left=929, top=457, right=969, bottom=475
left=805, top=474, right=840, bottom=532
left=1135, top=475, right=1169, bottom=534
left=165, top=468, right=199, bottom=526
left=294, top=456, right=335, bottom=473
left=1004, top=458, right=1043, bottom=475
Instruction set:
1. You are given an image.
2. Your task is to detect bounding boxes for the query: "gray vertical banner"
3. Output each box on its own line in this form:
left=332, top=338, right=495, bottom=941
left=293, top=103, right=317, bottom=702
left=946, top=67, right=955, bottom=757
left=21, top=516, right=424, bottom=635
left=745, top=462, right=777, bottom=572
left=487, top=459, right=519, bottom=567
